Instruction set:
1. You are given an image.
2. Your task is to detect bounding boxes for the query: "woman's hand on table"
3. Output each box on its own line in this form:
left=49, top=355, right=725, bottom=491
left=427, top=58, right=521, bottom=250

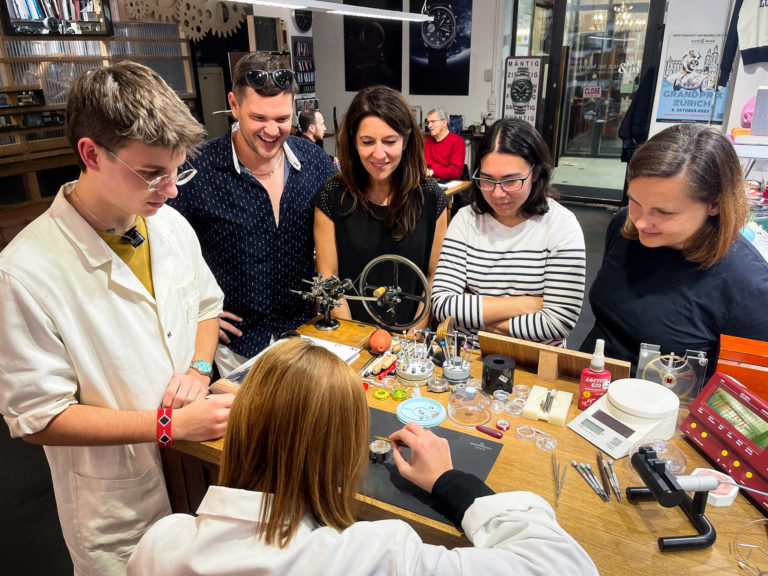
left=390, top=422, right=453, bottom=493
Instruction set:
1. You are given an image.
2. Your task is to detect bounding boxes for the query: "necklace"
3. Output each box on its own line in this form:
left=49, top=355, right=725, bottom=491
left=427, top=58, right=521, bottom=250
left=248, top=151, right=283, bottom=178
left=70, top=187, right=145, bottom=247
left=367, top=185, right=392, bottom=207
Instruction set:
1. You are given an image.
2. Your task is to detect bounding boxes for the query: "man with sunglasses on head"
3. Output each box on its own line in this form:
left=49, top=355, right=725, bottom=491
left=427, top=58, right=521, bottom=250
left=169, top=53, right=336, bottom=375
left=0, top=62, right=234, bottom=575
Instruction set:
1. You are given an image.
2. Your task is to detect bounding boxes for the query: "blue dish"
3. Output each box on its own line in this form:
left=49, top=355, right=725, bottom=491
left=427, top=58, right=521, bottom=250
left=396, top=397, right=446, bottom=428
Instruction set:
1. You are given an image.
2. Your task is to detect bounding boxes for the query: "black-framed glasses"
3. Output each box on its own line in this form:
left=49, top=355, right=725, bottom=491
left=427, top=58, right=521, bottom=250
left=105, top=149, right=197, bottom=192
left=472, top=163, right=536, bottom=193
left=245, top=69, right=295, bottom=91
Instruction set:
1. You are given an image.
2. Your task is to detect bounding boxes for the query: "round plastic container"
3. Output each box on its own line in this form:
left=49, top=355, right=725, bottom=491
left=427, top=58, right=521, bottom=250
left=504, top=396, right=526, bottom=417
left=427, top=376, right=449, bottom=393
left=447, top=386, right=491, bottom=427
left=513, top=384, right=530, bottom=399
left=627, top=438, right=687, bottom=481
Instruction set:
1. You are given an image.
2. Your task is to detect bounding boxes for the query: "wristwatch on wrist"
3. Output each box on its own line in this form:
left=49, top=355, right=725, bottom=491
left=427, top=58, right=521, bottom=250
left=421, top=1, right=457, bottom=71
left=510, top=66, right=534, bottom=115
left=190, top=359, right=213, bottom=379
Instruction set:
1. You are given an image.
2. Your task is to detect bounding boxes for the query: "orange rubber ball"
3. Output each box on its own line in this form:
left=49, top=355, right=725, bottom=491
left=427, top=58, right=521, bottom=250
left=369, top=329, right=392, bottom=354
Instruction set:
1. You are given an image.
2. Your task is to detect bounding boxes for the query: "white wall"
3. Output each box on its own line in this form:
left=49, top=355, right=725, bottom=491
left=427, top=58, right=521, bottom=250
left=311, top=0, right=503, bottom=150
left=725, top=60, right=768, bottom=132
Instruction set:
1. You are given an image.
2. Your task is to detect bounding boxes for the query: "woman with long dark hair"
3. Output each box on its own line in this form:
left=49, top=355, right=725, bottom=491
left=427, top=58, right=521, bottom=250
left=312, top=85, right=448, bottom=328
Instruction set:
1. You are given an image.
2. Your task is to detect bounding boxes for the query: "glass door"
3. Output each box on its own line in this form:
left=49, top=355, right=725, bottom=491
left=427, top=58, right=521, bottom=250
left=513, top=0, right=665, bottom=203
left=560, top=1, right=648, bottom=159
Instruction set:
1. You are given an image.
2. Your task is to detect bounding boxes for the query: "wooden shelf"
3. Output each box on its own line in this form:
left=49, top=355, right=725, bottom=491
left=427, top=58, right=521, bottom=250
left=0, top=22, right=197, bottom=207
left=0, top=84, right=40, bottom=92
left=1, top=104, right=65, bottom=113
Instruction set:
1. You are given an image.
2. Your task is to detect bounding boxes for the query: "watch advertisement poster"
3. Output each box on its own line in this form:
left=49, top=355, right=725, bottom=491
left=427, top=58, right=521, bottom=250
left=503, top=56, right=542, bottom=126
left=343, top=0, right=403, bottom=91
left=655, top=32, right=728, bottom=124
left=408, top=0, right=473, bottom=96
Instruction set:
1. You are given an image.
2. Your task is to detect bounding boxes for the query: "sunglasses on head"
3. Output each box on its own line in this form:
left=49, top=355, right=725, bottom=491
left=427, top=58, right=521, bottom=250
left=245, top=69, right=295, bottom=91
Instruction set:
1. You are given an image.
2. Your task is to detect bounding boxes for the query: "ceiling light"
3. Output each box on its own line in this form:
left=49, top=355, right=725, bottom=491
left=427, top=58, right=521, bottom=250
left=249, top=0, right=433, bottom=22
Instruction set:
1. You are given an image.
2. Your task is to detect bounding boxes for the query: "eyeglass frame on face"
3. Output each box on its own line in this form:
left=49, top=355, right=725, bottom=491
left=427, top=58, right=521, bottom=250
left=472, top=163, right=536, bottom=193
left=244, top=69, right=295, bottom=91
left=103, top=148, right=197, bottom=192
left=426, top=117, right=446, bottom=126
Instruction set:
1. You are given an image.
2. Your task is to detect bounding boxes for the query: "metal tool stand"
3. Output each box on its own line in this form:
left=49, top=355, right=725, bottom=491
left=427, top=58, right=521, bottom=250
left=626, top=445, right=716, bottom=551
left=314, top=304, right=340, bottom=331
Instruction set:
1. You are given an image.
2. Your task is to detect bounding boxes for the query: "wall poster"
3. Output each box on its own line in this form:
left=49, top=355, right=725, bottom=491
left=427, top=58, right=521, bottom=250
left=656, top=33, right=728, bottom=124
left=408, top=0, right=473, bottom=96
left=343, top=0, right=403, bottom=91
left=503, top=56, right=543, bottom=127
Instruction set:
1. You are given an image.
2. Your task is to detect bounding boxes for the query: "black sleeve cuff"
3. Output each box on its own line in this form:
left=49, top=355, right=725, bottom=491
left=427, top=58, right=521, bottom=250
left=431, top=469, right=495, bottom=530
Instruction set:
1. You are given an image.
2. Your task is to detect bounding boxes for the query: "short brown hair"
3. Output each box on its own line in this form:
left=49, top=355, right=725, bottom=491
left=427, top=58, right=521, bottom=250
left=623, top=123, right=748, bottom=269
left=65, top=61, right=205, bottom=170
left=218, top=338, right=369, bottom=548
left=298, top=108, right=318, bottom=133
left=232, top=52, right=298, bottom=101
left=334, top=85, right=426, bottom=240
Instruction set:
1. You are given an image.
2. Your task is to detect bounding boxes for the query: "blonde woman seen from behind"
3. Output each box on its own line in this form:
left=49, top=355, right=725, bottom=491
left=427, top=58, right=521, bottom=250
left=128, top=338, right=598, bottom=575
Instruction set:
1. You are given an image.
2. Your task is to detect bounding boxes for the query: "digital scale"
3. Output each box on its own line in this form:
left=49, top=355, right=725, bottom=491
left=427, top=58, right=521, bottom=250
left=681, top=371, right=768, bottom=512
left=567, top=378, right=680, bottom=459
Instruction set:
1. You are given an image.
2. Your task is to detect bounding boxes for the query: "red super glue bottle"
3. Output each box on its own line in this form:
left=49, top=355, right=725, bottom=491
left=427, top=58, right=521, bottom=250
left=578, top=339, right=611, bottom=410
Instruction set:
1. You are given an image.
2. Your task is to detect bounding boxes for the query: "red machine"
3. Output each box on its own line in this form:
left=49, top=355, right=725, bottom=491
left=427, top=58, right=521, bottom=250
left=681, top=371, right=768, bottom=512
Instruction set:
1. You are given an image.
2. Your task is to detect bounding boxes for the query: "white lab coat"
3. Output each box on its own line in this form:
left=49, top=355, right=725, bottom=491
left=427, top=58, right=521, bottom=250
left=0, top=182, right=224, bottom=576
left=127, top=485, right=599, bottom=576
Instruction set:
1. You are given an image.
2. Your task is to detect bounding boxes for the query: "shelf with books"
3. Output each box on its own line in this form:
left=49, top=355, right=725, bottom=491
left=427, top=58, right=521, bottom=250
left=1, top=0, right=112, bottom=36
left=0, top=21, right=197, bottom=206
left=292, top=35, right=315, bottom=96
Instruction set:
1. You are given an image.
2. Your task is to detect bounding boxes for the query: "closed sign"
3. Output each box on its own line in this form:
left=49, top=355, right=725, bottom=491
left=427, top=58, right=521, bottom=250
left=584, top=85, right=602, bottom=99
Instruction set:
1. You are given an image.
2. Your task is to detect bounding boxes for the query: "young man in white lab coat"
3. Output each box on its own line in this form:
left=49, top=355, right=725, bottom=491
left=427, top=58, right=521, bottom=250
left=0, top=62, right=234, bottom=576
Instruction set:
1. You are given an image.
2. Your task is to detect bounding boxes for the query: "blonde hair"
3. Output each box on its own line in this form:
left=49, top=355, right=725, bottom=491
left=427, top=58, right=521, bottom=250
left=66, top=61, right=206, bottom=170
left=218, top=338, right=369, bottom=548
left=623, top=123, right=748, bottom=269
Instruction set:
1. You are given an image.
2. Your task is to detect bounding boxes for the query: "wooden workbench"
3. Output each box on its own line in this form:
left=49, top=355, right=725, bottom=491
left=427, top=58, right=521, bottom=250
left=163, top=319, right=765, bottom=576
left=442, top=180, right=472, bottom=197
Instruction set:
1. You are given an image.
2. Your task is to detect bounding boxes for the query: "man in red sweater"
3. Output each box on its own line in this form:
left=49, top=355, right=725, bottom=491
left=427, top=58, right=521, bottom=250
left=424, top=108, right=465, bottom=180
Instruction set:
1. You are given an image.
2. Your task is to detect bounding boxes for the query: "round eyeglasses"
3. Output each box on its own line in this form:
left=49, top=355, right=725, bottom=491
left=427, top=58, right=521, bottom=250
left=245, top=69, right=295, bottom=91
left=105, top=149, right=197, bottom=192
left=472, top=163, right=536, bottom=194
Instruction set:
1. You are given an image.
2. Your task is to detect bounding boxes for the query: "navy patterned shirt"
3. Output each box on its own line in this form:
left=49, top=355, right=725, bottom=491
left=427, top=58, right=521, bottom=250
left=171, top=128, right=335, bottom=357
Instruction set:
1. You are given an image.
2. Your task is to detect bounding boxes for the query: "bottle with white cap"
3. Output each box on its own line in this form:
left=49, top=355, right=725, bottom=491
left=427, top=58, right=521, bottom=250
left=578, top=339, right=612, bottom=410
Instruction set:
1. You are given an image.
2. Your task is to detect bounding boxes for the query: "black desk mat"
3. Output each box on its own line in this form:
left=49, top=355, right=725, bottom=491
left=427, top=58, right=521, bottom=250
left=361, top=407, right=503, bottom=524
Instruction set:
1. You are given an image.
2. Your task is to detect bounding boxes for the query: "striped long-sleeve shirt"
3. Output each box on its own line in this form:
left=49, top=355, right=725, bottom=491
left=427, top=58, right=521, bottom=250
left=431, top=199, right=586, bottom=346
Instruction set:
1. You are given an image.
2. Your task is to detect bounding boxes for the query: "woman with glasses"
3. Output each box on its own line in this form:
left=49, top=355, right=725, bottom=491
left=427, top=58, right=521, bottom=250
left=431, top=118, right=585, bottom=345
left=312, top=85, right=448, bottom=328
left=580, top=124, right=768, bottom=378
left=128, top=337, right=598, bottom=575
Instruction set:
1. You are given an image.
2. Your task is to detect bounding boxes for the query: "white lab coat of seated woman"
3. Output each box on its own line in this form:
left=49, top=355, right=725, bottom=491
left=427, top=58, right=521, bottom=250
left=127, top=482, right=597, bottom=575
